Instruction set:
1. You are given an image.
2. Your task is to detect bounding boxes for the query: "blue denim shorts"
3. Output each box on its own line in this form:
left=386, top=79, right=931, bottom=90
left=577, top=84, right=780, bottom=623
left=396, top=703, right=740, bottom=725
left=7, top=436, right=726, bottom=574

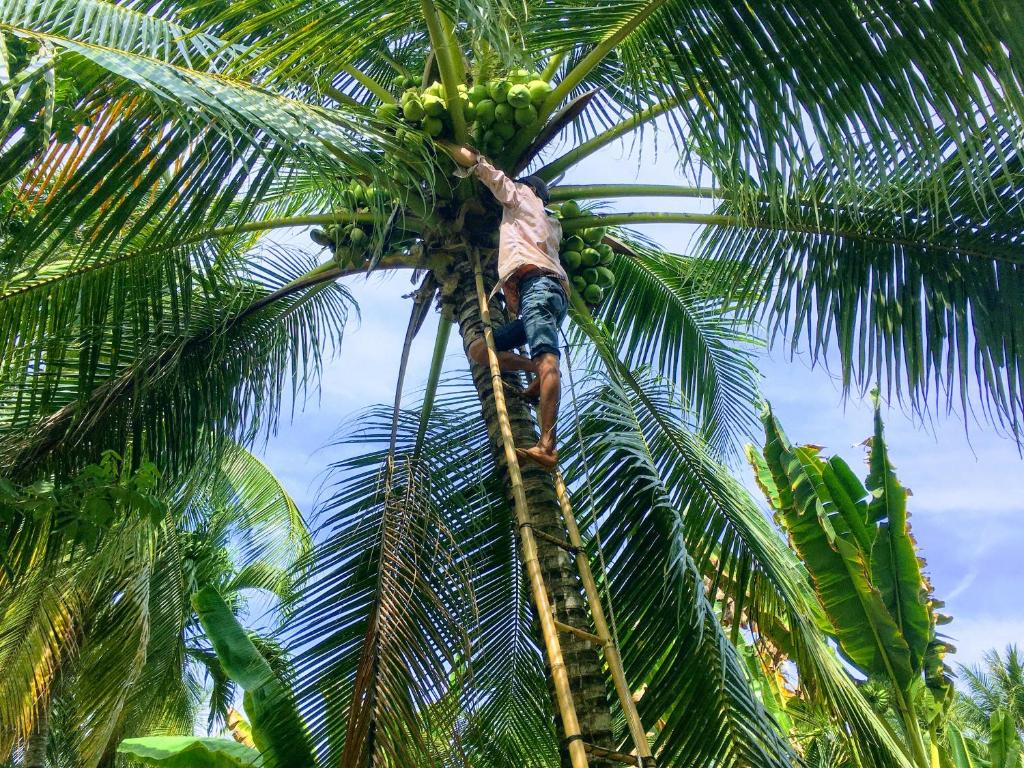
left=493, top=274, right=568, bottom=358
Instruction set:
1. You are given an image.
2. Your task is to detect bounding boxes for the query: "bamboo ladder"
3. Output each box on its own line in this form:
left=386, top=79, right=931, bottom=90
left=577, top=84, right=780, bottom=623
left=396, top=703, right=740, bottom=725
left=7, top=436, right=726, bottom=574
left=472, top=253, right=656, bottom=768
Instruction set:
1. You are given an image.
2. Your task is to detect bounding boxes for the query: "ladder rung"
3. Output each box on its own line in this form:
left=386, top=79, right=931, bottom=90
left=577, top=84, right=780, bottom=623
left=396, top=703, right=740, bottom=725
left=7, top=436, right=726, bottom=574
left=554, top=620, right=604, bottom=646
left=582, top=741, right=644, bottom=766
left=526, top=525, right=578, bottom=554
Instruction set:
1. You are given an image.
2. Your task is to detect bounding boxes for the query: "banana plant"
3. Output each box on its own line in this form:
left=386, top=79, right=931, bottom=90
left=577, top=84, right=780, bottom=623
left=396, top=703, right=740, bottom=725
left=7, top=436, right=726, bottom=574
left=987, top=710, right=1023, bottom=768
left=748, top=399, right=954, bottom=768
left=119, top=585, right=314, bottom=768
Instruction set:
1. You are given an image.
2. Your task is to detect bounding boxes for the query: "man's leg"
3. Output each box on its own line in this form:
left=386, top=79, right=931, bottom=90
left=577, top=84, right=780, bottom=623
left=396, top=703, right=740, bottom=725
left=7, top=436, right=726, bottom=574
left=515, top=277, right=567, bottom=471
left=467, top=337, right=535, bottom=373
left=467, top=316, right=536, bottom=374
left=533, top=351, right=560, bottom=455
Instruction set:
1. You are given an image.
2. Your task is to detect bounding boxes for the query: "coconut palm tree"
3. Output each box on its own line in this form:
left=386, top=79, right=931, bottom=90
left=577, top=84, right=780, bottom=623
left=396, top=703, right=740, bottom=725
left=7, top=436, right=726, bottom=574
left=0, top=446, right=310, bottom=767
left=957, top=646, right=1024, bottom=741
left=1, top=0, right=1022, bottom=765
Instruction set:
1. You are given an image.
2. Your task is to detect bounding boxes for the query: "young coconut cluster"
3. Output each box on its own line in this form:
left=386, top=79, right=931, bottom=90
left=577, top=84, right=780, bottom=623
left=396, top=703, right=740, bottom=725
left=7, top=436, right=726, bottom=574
left=310, top=221, right=371, bottom=266
left=375, top=69, right=553, bottom=155
left=555, top=200, right=615, bottom=308
left=308, top=179, right=397, bottom=266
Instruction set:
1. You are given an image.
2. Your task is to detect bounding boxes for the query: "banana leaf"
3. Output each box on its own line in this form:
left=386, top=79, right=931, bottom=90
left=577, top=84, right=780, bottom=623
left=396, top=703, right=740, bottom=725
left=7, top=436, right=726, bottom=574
left=943, top=723, right=977, bottom=768
left=759, top=408, right=915, bottom=690
left=867, top=406, right=931, bottom=672
left=117, top=736, right=261, bottom=767
left=989, top=709, right=1023, bottom=768
left=191, top=586, right=314, bottom=768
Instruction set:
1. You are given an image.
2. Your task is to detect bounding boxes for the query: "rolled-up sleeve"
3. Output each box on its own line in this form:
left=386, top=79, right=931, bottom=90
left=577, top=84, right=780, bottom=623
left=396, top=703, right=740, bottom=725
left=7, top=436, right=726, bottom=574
left=472, top=158, right=520, bottom=207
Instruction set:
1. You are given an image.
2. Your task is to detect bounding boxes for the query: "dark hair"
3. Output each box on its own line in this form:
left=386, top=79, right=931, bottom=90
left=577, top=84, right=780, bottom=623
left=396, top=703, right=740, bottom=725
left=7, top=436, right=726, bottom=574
left=516, top=175, right=550, bottom=205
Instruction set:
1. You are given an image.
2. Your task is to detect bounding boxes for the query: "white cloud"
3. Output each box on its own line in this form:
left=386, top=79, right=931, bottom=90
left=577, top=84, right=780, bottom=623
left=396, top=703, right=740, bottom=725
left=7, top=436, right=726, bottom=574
left=945, top=571, right=978, bottom=602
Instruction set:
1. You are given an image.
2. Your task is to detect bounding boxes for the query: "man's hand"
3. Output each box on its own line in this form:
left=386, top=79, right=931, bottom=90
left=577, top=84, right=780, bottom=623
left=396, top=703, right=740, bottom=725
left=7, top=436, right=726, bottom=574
left=438, top=141, right=480, bottom=169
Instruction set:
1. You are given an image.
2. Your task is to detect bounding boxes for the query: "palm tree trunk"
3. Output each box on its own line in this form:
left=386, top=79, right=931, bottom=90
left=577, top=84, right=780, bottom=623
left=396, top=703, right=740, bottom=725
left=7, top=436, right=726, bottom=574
left=444, top=251, right=615, bottom=767
left=23, top=692, right=50, bottom=768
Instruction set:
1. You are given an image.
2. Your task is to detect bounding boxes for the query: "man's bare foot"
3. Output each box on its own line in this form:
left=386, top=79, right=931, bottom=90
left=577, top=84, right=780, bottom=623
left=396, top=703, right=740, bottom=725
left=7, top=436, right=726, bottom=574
left=516, top=445, right=558, bottom=472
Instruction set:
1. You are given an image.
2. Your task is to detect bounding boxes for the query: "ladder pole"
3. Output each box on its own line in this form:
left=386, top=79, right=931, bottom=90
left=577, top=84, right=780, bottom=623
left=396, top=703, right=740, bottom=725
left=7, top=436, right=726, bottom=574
left=472, top=255, right=590, bottom=768
left=554, top=473, right=655, bottom=765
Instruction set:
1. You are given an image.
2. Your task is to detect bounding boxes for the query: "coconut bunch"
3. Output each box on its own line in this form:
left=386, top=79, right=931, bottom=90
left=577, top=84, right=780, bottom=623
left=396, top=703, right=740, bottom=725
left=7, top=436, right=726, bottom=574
left=555, top=200, right=615, bottom=308
left=309, top=179, right=397, bottom=266
left=310, top=221, right=371, bottom=266
left=375, top=69, right=554, bottom=154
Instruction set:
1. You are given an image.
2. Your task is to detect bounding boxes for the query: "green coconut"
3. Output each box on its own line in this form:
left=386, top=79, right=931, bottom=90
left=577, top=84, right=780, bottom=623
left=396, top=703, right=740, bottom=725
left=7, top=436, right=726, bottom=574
left=494, top=103, right=514, bottom=123
left=581, top=247, right=601, bottom=267
left=582, top=267, right=600, bottom=285
left=514, top=105, right=538, bottom=126
left=348, top=226, right=368, bottom=246
left=421, top=95, right=445, bottom=117
left=583, top=284, right=604, bottom=304
left=494, top=121, right=517, bottom=140
left=475, top=99, right=496, bottom=125
left=563, top=235, right=586, bottom=252
left=528, top=79, right=553, bottom=105
left=562, top=250, right=583, bottom=271
left=375, top=103, right=400, bottom=121
left=483, top=129, right=503, bottom=153
left=422, top=116, right=444, bottom=136
left=595, top=266, right=615, bottom=288
left=349, top=180, right=366, bottom=205
left=509, top=68, right=532, bottom=84
left=402, top=99, right=425, bottom=122
left=583, top=227, right=605, bottom=246
left=487, top=79, right=511, bottom=103
left=559, top=200, right=581, bottom=219
left=463, top=102, right=477, bottom=122
left=572, top=275, right=587, bottom=293
left=507, top=83, right=532, bottom=109
left=468, top=84, right=488, bottom=103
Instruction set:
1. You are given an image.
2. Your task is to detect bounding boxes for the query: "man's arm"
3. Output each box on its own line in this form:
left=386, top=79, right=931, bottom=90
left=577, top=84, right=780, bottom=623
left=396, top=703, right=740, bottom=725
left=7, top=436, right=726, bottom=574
left=438, top=143, right=520, bottom=207
left=440, top=142, right=479, bottom=169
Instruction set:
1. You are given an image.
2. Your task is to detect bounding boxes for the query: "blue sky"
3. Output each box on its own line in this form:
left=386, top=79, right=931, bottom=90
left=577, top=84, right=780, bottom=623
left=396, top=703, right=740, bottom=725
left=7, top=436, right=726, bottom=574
left=256, top=127, right=1024, bottom=674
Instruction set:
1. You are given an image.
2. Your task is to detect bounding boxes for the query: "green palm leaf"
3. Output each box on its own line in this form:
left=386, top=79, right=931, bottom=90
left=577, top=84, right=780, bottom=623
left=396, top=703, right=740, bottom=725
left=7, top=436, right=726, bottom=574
left=590, top=232, right=760, bottom=451
left=1, top=248, right=353, bottom=479
left=562, top=373, right=795, bottom=767
left=288, top=404, right=479, bottom=767
left=705, top=119, right=1024, bottom=440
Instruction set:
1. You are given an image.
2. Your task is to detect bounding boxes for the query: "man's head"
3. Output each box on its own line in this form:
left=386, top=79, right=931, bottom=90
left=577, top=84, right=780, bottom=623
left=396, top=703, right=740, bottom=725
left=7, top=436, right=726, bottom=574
left=516, top=175, right=550, bottom=205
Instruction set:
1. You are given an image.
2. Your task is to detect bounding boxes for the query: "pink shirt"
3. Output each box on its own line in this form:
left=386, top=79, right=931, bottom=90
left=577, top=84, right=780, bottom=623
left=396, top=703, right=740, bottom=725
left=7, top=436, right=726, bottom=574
left=470, top=158, right=569, bottom=312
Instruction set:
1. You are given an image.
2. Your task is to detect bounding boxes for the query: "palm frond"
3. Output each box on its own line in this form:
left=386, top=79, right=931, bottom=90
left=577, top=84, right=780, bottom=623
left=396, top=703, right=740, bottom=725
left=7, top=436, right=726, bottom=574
left=527, top=0, right=1024, bottom=202
left=0, top=0, right=235, bottom=69
left=206, top=443, right=311, bottom=578
left=0, top=246, right=353, bottom=481
left=0, top=567, right=81, bottom=757
left=559, top=366, right=913, bottom=767
left=590, top=231, right=761, bottom=452
left=705, top=120, right=1024, bottom=441
left=289, top=404, right=480, bottom=767
left=560, top=370, right=796, bottom=767
left=289, top=382, right=561, bottom=767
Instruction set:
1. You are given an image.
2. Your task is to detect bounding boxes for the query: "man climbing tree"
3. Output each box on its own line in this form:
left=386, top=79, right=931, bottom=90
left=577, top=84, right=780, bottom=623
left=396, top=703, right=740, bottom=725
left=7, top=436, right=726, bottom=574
left=445, top=143, right=569, bottom=471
